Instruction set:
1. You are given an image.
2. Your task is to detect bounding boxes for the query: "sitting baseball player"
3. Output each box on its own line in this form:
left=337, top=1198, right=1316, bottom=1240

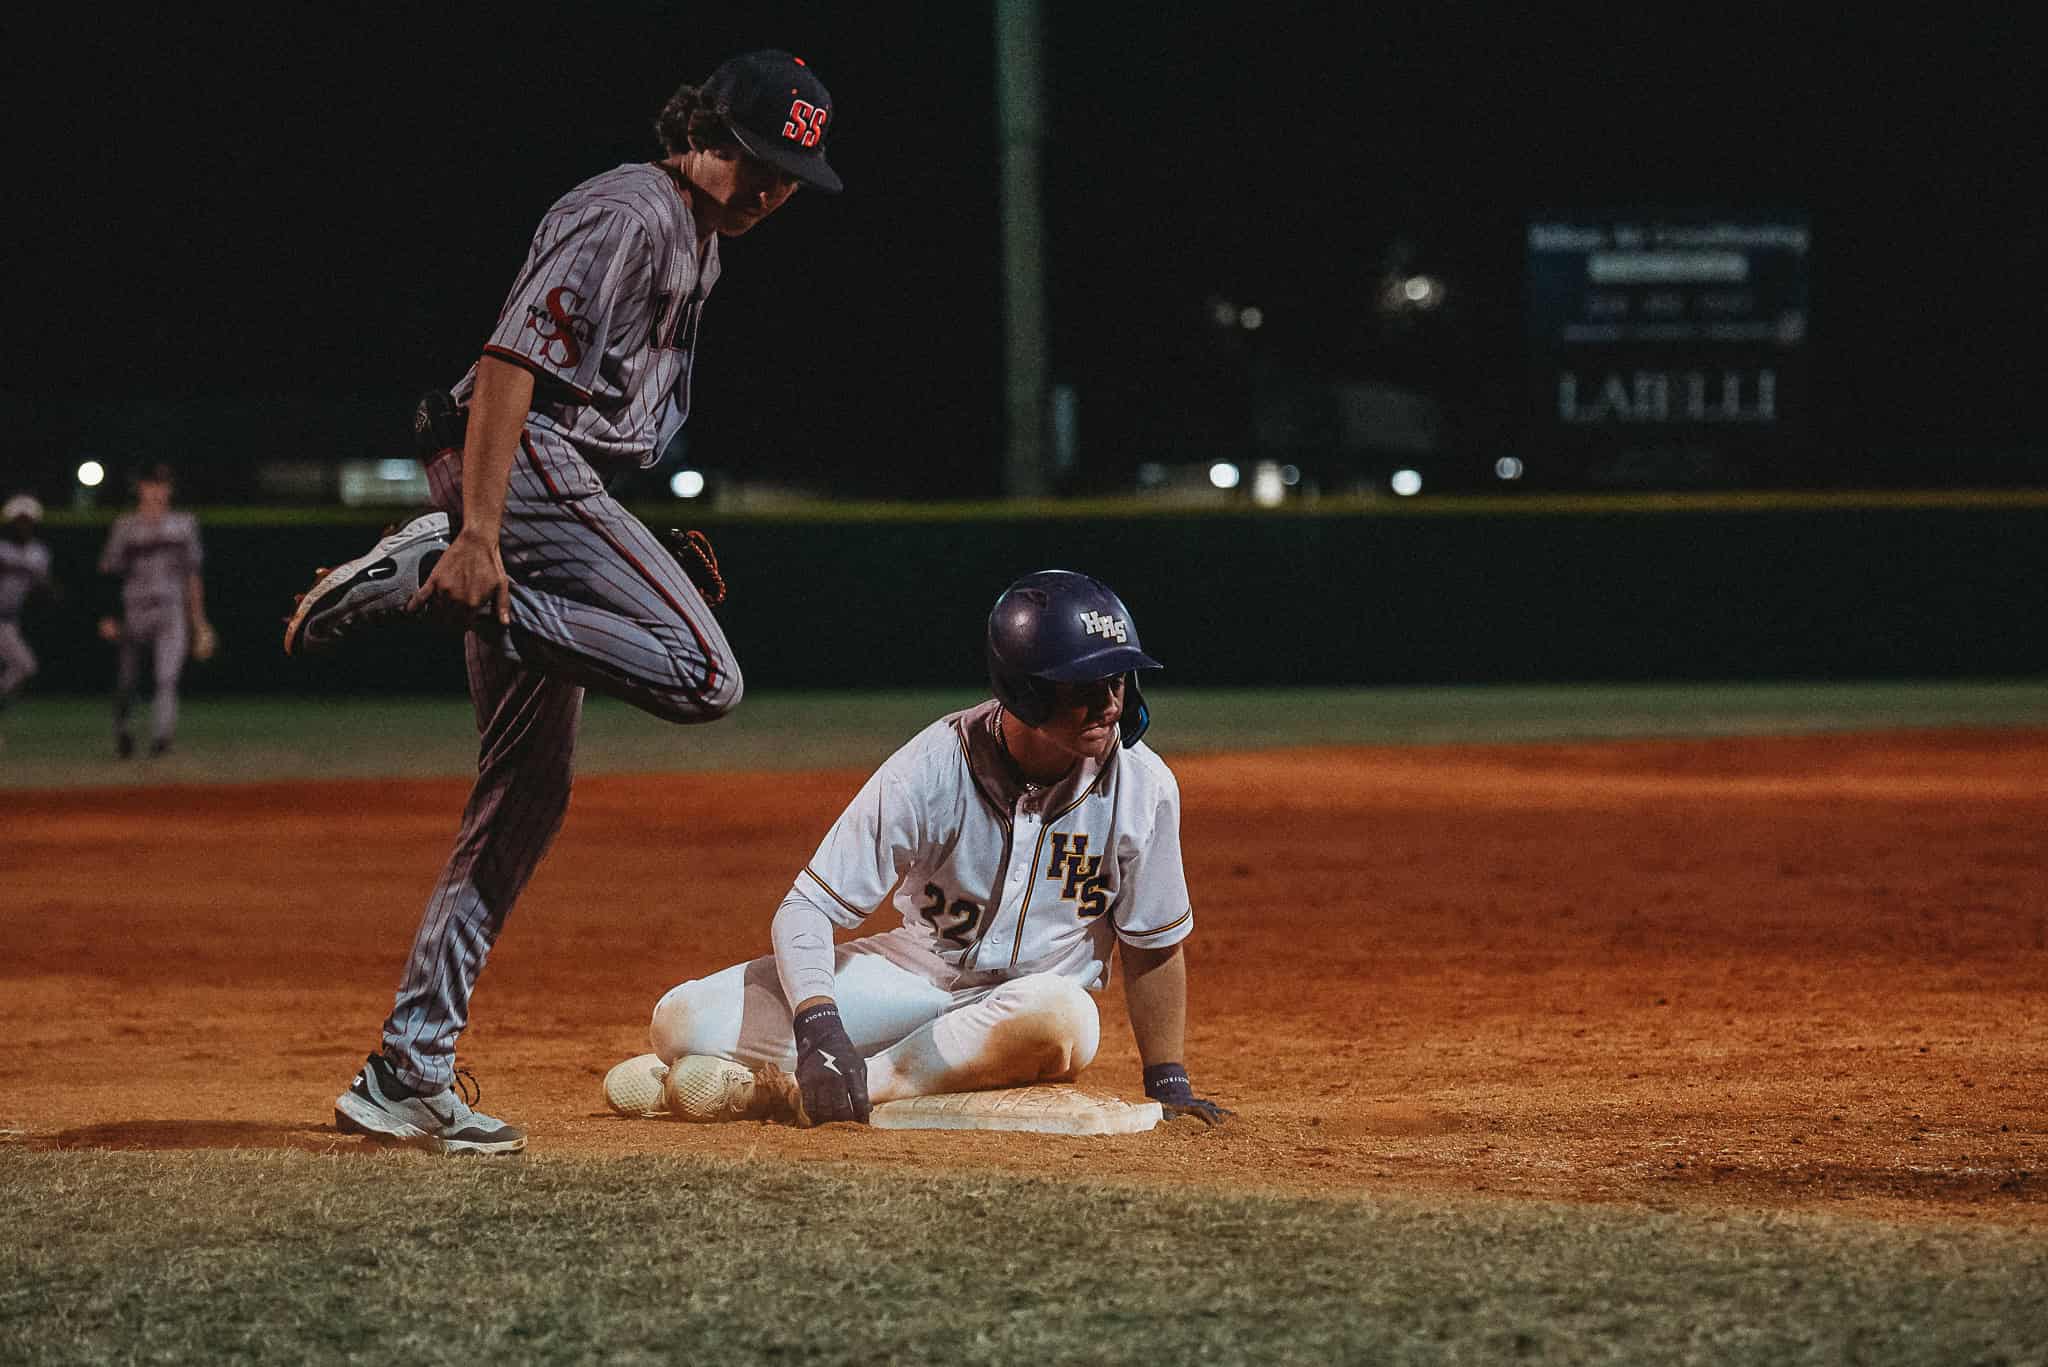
left=608, top=569, right=1231, bottom=1128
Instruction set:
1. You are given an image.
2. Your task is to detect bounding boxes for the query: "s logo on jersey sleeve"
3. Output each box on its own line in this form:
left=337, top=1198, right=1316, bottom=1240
left=1046, top=833, right=1110, bottom=918
left=525, top=286, right=594, bottom=368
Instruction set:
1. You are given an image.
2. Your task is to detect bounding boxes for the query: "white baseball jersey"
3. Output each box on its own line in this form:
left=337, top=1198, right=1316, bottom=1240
left=790, top=699, right=1194, bottom=992
left=452, top=161, right=721, bottom=498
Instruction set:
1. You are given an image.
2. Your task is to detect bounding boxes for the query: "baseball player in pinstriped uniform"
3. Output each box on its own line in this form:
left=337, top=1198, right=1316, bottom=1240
left=0, top=495, right=56, bottom=712
left=609, top=572, right=1232, bottom=1128
left=283, top=50, right=842, bottom=1155
left=96, top=464, right=212, bottom=758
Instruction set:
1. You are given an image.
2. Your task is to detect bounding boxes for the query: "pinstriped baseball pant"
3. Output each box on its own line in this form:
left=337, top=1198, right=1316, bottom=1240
left=0, top=621, right=37, bottom=699
left=113, top=601, right=187, bottom=746
left=381, top=443, right=741, bottom=1092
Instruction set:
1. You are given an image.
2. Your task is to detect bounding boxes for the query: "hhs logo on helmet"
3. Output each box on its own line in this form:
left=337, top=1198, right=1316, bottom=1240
left=1078, top=610, right=1128, bottom=643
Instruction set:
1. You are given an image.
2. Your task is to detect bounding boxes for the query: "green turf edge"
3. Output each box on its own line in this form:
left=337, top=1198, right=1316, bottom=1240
left=6, top=681, right=2048, bottom=790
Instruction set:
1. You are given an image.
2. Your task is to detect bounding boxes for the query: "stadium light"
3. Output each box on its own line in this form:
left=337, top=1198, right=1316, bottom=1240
left=1390, top=469, right=1423, bottom=496
left=1402, top=275, right=1443, bottom=307
left=1494, top=456, right=1525, bottom=481
left=1378, top=272, right=1448, bottom=316
left=77, top=461, right=105, bottom=488
left=1251, top=461, right=1285, bottom=507
left=670, top=469, right=706, bottom=499
left=1207, top=297, right=1264, bottom=331
left=1208, top=462, right=1241, bottom=490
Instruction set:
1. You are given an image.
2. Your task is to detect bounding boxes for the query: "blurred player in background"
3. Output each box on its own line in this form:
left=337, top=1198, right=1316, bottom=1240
left=284, top=50, right=842, bottom=1155
left=605, top=571, right=1232, bottom=1129
left=97, top=464, right=213, bottom=758
left=0, top=494, right=57, bottom=713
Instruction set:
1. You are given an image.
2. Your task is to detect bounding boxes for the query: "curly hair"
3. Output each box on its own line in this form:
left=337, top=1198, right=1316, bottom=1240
left=653, top=82, right=741, bottom=157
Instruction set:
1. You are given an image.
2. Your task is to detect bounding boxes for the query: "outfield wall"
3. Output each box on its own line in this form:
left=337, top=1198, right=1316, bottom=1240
left=18, top=493, right=2047, bottom=695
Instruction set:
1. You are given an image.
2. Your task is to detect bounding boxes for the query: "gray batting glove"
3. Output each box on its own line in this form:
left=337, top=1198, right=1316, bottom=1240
left=1144, top=1063, right=1233, bottom=1126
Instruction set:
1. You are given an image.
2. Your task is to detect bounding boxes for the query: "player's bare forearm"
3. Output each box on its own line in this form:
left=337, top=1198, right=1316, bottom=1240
left=407, top=355, right=533, bottom=624
left=457, top=355, right=536, bottom=539
left=1120, top=942, right=1188, bottom=1067
left=1123, top=942, right=1232, bottom=1124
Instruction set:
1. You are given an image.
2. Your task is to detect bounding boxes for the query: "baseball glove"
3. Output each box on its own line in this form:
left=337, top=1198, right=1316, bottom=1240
left=663, top=528, right=727, bottom=608
left=192, top=619, right=219, bottom=662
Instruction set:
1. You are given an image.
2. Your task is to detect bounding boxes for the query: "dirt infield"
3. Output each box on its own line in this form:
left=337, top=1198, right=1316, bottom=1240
left=7, top=729, right=2045, bottom=1225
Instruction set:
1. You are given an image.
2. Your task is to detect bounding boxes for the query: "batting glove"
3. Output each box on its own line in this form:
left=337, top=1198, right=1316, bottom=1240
left=1143, top=1063, right=1233, bottom=1126
left=793, top=1002, right=871, bottom=1125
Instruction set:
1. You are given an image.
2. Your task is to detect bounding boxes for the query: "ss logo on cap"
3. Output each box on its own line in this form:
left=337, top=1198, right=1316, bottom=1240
left=783, top=100, right=829, bottom=147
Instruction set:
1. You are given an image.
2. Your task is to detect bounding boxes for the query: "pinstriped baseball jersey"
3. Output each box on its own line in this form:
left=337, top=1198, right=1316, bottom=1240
left=372, top=159, right=752, bottom=1098
left=450, top=162, right=720, bottom=498
left=98, top=512, right=201, bottom=611
left=0, top=538, right=51, bottom=619
left=792, top=699, right=1195, bottom=993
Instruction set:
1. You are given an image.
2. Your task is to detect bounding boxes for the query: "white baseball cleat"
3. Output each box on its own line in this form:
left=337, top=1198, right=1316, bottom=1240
left=283, top=512, right=452, bottom=655
left=685, top=1055, right=805, bottom=1124
left=603, top=1052, right=809, bottom=1124
left=602, top=1053, right=671, bottom=1118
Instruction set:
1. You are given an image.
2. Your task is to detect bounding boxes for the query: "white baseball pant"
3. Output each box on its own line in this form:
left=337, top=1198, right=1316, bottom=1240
left=650, top=927, right=1101, bottom=1104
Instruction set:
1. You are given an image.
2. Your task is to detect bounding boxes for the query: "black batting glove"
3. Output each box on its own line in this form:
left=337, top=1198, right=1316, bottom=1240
left=793, top=1002, right=871, bottom=1125
left=1144, top=1062, right=1233, bottom=1126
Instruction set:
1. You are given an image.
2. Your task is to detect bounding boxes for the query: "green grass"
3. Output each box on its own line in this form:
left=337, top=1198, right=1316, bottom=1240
left=4, top=681, right=2047, bottom=789
left=2, top=1151, right=2043, bottom=1366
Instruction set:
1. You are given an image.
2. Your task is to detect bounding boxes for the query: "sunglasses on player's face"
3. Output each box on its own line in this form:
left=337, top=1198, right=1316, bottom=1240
left=1052, top=677, right=1124, bottom=716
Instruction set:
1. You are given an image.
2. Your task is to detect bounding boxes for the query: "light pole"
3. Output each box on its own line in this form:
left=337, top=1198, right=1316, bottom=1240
left=995, top=0, right=1051, bottom=497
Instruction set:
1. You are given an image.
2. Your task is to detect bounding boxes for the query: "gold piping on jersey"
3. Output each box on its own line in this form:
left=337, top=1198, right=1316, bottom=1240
left=1118, top=903, right=1192, bottom=944
left=999, top=758, right=1120, bottom=971
left=952, top=708, right=1018, bottom=973
left=799, top=865, right=869, bottom=921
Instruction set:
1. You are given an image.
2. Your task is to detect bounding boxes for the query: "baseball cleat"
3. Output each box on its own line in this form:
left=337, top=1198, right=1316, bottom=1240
left=659, top=1055, right=808, bottom=1125
left=602, top=1053, right=671, bottom=1118
left=283, top=512, right=451, bottom=655
left=334, top=1051, right=526, bottom=1156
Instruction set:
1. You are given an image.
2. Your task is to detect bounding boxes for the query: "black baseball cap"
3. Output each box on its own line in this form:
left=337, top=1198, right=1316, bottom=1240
left=701, top=49, right=843, bottom=194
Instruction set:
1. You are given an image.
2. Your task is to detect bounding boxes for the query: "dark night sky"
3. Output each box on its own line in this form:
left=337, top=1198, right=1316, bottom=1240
left=11, top=6, right=2043, bottom=497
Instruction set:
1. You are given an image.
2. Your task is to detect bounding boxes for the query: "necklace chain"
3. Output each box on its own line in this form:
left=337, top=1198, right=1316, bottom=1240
left=995, top=709, right=1044, bottom=792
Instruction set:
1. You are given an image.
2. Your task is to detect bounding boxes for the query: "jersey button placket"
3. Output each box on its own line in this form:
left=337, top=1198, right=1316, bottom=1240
left=1010, top=807, right=1036, bottom=886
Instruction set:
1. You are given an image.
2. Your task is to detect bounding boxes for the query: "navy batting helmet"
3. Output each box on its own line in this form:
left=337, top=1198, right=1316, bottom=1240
left=986, top=570, right=1161, bottom=748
